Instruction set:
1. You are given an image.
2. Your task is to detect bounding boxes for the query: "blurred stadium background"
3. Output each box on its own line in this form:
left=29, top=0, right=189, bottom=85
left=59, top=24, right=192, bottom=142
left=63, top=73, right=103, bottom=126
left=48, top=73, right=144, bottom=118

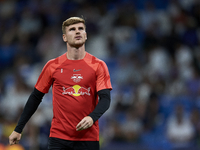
left=0, top=0, right=200, bottom=150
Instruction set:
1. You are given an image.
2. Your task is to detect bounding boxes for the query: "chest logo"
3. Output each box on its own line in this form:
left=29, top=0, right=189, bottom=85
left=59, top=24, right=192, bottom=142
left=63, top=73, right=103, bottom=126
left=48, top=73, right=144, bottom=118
left=62, top=85, right=90, bottom=96
left=73, top=69, right=81, bottom=72
left=71, top=74, right=83, bottom=83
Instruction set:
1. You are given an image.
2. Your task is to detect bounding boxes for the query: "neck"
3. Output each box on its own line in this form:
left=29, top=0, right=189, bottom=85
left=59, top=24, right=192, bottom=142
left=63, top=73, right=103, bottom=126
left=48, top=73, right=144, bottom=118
left=66, top=44, right=86, bottom=60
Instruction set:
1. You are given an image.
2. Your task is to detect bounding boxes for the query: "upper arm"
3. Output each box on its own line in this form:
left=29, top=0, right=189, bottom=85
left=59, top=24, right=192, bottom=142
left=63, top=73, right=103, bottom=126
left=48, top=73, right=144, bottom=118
left=35, top=60, right=54, bottom=93
left=96, top=61, right=112, bottom=92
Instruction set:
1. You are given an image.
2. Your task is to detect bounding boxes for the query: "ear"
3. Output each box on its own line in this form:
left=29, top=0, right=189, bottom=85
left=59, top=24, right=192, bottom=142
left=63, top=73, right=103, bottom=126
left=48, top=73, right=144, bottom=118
left=85, top=32, right=87, bottom=40
left=63, top=34, right=67, bottom=42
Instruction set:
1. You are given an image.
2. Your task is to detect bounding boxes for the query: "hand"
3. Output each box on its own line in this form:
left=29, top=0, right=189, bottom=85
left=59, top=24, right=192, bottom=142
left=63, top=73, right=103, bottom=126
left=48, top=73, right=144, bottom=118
left=9, top=131, right=21, bottom=145
left=76, top=116, right=94, bottom=131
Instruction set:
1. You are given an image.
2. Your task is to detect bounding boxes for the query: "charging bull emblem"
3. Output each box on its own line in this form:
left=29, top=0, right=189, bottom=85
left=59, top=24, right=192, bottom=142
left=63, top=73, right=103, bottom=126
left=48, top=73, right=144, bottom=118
left=71, top=74, right=83, bottom=83
left=62, top=85, right=90, bottom=96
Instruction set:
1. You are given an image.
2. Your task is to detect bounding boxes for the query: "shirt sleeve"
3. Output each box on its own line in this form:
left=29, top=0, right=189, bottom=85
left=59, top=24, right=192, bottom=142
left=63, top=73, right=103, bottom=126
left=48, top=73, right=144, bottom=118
left=96, top=61, right=112, bottom=92
left=35, top=60, right=54, bottom=93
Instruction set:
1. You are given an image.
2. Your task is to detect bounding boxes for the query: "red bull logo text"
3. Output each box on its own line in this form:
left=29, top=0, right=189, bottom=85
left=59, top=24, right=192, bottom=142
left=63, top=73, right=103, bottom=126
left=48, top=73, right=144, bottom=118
left=62, top=85, right=90, bottom=96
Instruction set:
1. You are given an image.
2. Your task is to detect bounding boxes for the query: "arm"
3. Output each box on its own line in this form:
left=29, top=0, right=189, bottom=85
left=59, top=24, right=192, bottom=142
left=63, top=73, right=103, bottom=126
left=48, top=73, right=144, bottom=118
left=76, top=89, right=111, bottom=131
left=89, top=89, right=111, bottom=122
left=9, top=88, right=44, bottom=145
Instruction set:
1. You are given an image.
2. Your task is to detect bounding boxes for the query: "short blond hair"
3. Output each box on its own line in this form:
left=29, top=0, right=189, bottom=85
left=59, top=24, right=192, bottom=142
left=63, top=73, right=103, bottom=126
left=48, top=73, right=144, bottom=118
left=62, top=17, right=85, bottom=34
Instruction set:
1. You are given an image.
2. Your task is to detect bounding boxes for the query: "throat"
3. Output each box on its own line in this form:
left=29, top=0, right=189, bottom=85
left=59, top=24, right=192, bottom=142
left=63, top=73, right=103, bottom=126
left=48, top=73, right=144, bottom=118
left=67, top=50, right=86, bottom=60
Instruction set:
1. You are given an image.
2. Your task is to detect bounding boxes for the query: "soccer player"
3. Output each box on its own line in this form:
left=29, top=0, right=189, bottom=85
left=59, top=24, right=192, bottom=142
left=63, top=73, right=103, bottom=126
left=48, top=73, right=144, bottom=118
left=9, top=17, right=112, bottom=150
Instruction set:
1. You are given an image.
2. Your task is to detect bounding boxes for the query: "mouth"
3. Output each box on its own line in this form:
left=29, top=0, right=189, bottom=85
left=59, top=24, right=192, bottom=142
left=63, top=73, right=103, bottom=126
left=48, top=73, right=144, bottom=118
left=75, top=36, right=82, bottom=39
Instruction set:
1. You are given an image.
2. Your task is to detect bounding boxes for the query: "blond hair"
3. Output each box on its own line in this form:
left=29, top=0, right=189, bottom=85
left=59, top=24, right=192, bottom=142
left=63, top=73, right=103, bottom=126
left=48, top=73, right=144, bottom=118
left=62, top=17, right=85, bottom=34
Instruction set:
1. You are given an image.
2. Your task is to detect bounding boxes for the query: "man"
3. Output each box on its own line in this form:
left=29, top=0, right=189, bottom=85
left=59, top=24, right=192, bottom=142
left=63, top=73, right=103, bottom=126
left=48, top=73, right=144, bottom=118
left=9, top=17, right=112, bottom=150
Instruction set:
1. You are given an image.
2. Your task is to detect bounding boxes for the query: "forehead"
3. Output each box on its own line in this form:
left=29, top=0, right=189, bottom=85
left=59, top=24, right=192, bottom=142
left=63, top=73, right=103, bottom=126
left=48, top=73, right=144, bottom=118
left=66, top=23, right=85, bottom=29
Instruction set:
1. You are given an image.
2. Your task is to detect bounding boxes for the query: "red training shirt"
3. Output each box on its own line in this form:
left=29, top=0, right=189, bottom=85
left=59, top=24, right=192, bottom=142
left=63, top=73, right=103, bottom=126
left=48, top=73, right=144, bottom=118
left=35, top=52, right=112, bottom=141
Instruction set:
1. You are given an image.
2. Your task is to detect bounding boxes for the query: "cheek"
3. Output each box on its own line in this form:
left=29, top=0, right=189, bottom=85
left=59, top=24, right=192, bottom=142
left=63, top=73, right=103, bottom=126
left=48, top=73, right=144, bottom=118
left=67, top=35, right=73, bottom=42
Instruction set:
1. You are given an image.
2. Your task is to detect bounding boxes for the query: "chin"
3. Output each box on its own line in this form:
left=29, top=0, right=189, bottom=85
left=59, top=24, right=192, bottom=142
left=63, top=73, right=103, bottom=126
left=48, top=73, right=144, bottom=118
left=73, top=44, right=84, bottom=48
left=75, top=42, right=85, bottom=47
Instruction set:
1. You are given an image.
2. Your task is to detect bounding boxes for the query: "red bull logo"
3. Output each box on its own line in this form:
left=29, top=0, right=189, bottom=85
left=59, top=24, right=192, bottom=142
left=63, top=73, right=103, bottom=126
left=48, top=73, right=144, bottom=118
left=62, top=85, right=90, bottom=96
left=71, top=74, right=83, bottom=83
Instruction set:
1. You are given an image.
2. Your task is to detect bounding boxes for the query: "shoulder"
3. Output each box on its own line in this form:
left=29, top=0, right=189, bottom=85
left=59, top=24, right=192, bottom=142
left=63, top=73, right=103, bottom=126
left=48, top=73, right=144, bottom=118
left=43, top=54, right=67, bottom=71
left=44, top=53, right=67, bottom=68
left=85, top=52, right=106, bottom=65
left=85, top=53, right=109, bottom=74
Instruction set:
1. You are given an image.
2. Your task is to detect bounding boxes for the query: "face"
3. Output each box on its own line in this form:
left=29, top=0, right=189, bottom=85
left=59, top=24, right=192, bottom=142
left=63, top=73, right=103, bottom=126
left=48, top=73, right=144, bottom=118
left=63, top=23, right=87, bottom=48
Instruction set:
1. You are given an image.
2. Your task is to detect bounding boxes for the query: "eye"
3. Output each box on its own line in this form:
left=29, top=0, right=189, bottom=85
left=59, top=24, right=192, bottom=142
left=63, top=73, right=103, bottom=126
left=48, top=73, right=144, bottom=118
left=69, top=27, right=75, bottom=31
left=79, top=27, right=84, bottom=30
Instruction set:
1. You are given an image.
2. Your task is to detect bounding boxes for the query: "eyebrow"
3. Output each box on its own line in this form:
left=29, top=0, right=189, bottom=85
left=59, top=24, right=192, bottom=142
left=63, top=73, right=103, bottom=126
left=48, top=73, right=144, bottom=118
left=79, top=27, right=84, bottom=29
left=68, top=26, right=85, bottom=31
left=69, top=27, right=75, bottom=31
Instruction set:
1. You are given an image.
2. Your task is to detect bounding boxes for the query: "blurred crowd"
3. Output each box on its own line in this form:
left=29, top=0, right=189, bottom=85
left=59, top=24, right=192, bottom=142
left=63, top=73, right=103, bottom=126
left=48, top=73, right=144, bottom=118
left=0, top=0, right=200, bottom=150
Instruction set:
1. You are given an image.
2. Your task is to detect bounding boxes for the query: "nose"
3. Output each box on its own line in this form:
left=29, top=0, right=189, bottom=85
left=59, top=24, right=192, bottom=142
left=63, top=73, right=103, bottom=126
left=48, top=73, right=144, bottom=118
left=75, top=28, right=80, bottom=34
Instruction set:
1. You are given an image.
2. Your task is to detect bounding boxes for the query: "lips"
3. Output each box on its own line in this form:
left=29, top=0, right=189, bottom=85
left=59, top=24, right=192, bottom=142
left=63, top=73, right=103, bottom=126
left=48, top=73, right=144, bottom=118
left=75, top=36, right=82, bottom=39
